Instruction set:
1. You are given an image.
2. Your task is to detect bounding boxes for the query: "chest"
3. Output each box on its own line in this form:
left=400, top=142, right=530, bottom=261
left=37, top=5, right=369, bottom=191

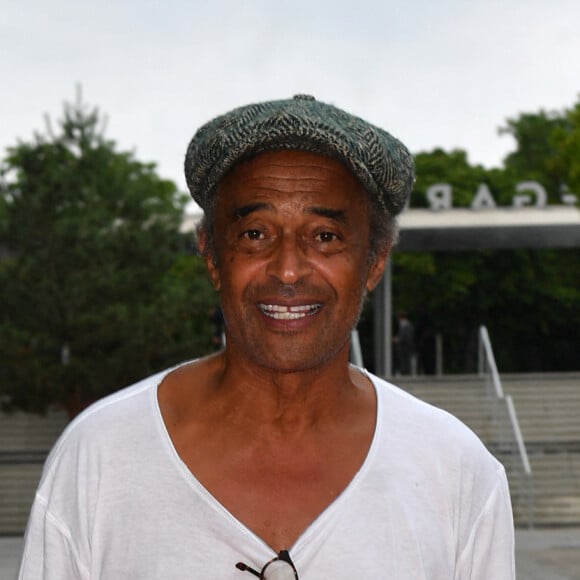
left=184, top=436, right=371, bottom=551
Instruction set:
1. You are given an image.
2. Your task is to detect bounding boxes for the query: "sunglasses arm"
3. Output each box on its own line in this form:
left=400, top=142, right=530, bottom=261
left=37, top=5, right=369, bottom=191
left=236, top=562, right=261, bottom=577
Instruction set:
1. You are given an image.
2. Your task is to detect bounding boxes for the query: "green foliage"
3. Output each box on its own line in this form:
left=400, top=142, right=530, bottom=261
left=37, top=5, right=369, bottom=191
left=413, top=149, right=491, bottom=207
left=500, top=109, right=570, bottom=200
left=550, top=100, right=580, bottom=194
left=0, top=93, right=217, bottom=415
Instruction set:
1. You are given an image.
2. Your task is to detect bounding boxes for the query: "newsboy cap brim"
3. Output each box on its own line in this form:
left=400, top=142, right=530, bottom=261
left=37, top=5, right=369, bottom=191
left=184, top=94, right=415, bottom=216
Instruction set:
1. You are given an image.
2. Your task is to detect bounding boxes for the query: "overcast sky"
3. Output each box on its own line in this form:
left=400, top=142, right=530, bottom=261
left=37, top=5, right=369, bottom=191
left=2, top=0, right=579, bottom=211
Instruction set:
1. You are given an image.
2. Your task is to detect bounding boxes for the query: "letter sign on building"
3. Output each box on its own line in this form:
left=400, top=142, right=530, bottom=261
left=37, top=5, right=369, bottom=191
left=426, top=183, right=452, bottom=210
left=424, top=181, right=576, bottom=211
left=513, top=181, right=547, bottom=207
left=470, top=184, right=496, bottom=210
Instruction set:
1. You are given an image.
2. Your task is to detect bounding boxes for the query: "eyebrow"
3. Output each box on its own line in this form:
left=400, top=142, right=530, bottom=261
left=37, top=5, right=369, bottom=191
left=233, top=202, right=271, bottom=219
left=307, top=206, right=347, bottom=223
left=232, top=203, right=347, bottom=223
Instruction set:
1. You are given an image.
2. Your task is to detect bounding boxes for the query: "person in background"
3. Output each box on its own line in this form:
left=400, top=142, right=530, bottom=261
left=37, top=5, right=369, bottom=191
left=394, top=310, right=415, bottom=375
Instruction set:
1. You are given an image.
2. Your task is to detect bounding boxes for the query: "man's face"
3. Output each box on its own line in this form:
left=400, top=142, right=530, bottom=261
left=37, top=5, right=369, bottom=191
left=202, top=150, right=389, bottom=374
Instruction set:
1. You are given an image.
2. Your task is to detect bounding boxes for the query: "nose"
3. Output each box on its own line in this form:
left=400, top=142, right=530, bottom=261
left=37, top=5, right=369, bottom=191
left=266, top=235, right=312, bottom=285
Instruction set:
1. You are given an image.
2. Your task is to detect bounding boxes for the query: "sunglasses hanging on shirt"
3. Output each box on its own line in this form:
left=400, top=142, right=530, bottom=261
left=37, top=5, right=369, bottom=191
left=236, top=550, right=299, bottom=579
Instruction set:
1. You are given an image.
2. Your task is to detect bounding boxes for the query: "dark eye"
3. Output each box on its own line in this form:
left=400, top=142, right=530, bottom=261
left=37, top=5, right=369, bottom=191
left=242, top=229, right=264, bottom=241
left=316, top=231, right=338, bottom=243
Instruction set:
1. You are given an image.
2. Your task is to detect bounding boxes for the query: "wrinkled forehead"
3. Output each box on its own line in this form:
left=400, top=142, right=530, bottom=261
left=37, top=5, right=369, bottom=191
left=215, top=150, right=370, bottom=208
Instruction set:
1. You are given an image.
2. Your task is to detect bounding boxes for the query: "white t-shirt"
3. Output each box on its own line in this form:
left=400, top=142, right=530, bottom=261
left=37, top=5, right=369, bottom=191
left=19, top=367, right=515, bottom=579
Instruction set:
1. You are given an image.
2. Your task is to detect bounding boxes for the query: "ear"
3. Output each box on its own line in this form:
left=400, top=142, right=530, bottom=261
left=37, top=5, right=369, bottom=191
left=365, top=246, right=391, bottom=292
left=198, top=230, right=221, bottom=291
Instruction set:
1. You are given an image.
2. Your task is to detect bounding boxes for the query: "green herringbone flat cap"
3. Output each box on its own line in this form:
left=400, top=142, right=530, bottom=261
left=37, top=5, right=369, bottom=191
left=184, top=94, right=415, bottom=216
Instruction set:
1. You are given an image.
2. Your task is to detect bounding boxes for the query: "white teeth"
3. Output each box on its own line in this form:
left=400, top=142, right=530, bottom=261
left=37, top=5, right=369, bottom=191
left=259, top=304, right=321, bottom=320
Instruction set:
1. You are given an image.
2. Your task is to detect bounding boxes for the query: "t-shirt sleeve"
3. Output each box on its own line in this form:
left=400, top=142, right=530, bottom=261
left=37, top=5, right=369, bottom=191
left=18, top=494, right=89, bottom=580
left=455, top=466, right=516, bottom=580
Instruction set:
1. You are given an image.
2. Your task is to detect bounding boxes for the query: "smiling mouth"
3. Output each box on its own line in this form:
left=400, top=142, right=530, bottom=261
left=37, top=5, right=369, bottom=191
left=258, top=304, right=322, bottom=320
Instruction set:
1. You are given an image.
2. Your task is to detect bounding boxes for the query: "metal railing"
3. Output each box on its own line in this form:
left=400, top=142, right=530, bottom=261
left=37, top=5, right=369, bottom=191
left=478, top=325, right=534, bottom=528
left=350, top=329, right=364, bottom=367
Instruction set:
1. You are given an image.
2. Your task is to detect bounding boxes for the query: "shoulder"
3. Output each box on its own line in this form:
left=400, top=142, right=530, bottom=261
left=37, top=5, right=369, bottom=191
left=61, top=369, right=166, bottom=432
left=369, top=372, right=479, bottom=434
left=366, top=371, right=503, bottom=474
left=42, top=364, right=188, bottom=476
left=364, top=371, right=510, bottom=525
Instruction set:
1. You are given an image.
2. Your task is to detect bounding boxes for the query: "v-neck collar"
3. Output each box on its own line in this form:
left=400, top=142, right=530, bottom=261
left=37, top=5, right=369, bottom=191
left=151, top=364, right=382, bottom=558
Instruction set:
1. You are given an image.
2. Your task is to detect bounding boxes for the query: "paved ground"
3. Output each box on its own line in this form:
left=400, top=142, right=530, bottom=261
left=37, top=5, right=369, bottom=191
left=0, top=537, right=22, bottom=580
left=2, top=529, right=580, bottom=579
left=515, top=528, right=580, bottom=580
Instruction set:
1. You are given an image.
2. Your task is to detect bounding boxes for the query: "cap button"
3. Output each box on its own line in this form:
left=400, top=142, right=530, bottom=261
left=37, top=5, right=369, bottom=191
left=293, top=94, right=316, bottom=101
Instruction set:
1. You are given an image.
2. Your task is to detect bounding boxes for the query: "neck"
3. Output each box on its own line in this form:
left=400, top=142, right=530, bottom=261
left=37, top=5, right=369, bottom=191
left=212, top=347, right=366, bottom=432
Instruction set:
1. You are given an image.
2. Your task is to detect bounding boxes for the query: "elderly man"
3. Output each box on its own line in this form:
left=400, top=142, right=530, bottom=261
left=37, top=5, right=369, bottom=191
left=19, top=95, right=515, bottom=579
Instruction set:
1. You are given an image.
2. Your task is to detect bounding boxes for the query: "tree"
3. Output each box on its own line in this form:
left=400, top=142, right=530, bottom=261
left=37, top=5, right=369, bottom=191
left=549, top=98, right=580, bottom=195
left=0, top=91, right=217, bottom=416
left=499, top=103, right=578, bottom=201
